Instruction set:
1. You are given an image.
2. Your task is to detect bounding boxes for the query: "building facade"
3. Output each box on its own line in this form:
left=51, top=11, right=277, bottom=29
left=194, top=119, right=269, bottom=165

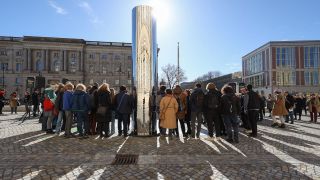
left=0, top=36, right=132, bottom=97
left=242, top=40, right=320, bottom=95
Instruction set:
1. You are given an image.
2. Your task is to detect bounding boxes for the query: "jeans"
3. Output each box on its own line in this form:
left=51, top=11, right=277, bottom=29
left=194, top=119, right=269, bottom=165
left=43, top=111, right=53, bottom=130
left=206, top=110, right=221, bottom=137
left=294, top=108, right=302, bottom=120
left=111, top=111, right=116, bottom=134
left=76, top=112, right=89, bottom=136
left=64, top=111, right=73, bottom=136
left=118, top=113, right=130, bottom=136
left=222, top=114, right=239, bottom=141
left=310, top=106, right=317, bottom=122
left=33, top=104, right=39, bottom=116
left=285, top=111, right=294, bottom=123
left=248, top=110, right=259, bottom=136
left=191, top=111, right=203, bottom=138
left=98, top=121, right=109, bottom=136
left=89, top=113, right=97, bottom=134
left=175, top=118, right=186, bottom=136
left=55, top=111, right=64, bottom=133
left=11, top=107, right=17, bottom=114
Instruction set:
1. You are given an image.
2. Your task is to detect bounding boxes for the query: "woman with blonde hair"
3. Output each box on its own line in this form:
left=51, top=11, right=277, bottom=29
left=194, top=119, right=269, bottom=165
left=271, top=91, right=288, bottom=128
left=95, top=83, right=112, bottom=138
left=160, top=89, right=178, bottom=139
left=71, top=83, right=90, bottom=138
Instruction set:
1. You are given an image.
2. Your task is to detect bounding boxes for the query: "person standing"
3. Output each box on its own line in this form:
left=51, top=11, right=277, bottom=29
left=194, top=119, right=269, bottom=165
left=173, top=85, right=187, bottom=137
left=160, top=89, right=178, bottom=139
left=110, top=88, right=116, bottom=135
left=62, top=82, right=74, bottom=138
left=43, top=87, right=56, bottom=134
left=88, top=83, right=99, bottom=135
left=243, top=84, right=260, bottom=137
left=185, top=89, right=192, bottom=136
left=32, top=90, right=40, bottom=117
left=220, top=85, right=241, bottom=143
left=24, top=91, right=32, bottom=119
left=203, top=83, right=222, bottom=140
left=9, top=92, right=18, bottom=114
left=259, top=94, right=266, bottom=121
left=271, top=91, right=288, bottom=128
left=156, top=85, right=167, bottom=135
left=54, top=84, right=65, bottom=134
left=0, top=89, right=5, bottom=115
left=71, top=84, right=90, bottom=138
left=307, top=94, right=319, bottom=123
left=294, top=94, right=304, bottom=120
left=284, top=91, right=295, bottom=124
left=240, top=88, right=250, bottom=130
left=115, top=86, right=133, bottom=137
left=266, top=94, right=274, bottom=117
left=95, top=83, right=112, bottom=138
left=149, top=87, right=158, bottom=136
left=190, top=83, right=205, bottom=139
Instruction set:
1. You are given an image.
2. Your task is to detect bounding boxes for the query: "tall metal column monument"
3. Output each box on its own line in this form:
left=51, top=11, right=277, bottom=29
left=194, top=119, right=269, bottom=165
left=132, top=5, right=158, bottom=136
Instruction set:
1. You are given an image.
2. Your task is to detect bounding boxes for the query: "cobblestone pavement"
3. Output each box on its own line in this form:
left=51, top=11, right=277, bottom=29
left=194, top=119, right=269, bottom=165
left=0, top=112, right=320, bottom=179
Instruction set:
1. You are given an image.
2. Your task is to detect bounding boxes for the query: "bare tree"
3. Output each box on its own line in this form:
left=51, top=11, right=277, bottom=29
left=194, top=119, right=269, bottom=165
left=161, top=64, right=187, bottom=89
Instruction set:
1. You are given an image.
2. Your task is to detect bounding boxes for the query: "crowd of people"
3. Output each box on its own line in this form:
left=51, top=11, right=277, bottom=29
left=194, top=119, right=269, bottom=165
left=0, top=81, right=319, bottom=143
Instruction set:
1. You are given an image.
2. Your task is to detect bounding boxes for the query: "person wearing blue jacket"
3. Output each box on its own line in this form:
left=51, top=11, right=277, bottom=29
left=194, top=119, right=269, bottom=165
left=71, top=83, right=90, bottom=138
left=62, top=82, right=74, bottom=138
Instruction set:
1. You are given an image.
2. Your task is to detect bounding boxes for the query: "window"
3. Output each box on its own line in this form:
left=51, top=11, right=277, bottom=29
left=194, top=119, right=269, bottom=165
left=71, top=53, right=76, bottom=58
left=115, top=54, right=120, bottom=60
left=16, top=51, right=22, bottom=56
left=54, top=60, right=60, bottom=72
left=0, top=50, right=6, bottom=56
left=304, top=46, right=320, bottom=68
left=15, top=78, right=21, bottom=85
left=277, top=71, right=296, bottom=86
left=245, top=53, right=263, bottom=76
left=16, top=63, right=22, bottom=72
left=36, top=51, right=41, bottom=57
left=53, top=52, right=59, bottom=58
left=102, top=66, right=107, bottom=74
left=103, top=79, right=107, bottom=83
left=101, top=54, right=107, bottom=60
left=128, top=56, right=132, bottom=60
left=0, top=63, right=8, bottom=71
left=89, top=54, right=94, bottom=59
left=89, top=79, right=94, bottom=84
left=69, top=59, right=77, bottom=73
left=275, top=47, right=296, bottom=68
left=115, top=79, right=119, bottom=85
left=128, top=80, right=132, bottom=85
left=36, top=60, right=44, bottom=72
left=305, top=71, right=319, bottom=85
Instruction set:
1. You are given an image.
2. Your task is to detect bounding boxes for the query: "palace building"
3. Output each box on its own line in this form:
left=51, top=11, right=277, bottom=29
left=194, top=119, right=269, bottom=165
left=0, top=36, right=132, bottom=97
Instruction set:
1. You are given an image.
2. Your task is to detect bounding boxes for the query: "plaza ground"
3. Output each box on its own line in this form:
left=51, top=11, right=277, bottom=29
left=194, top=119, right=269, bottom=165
left=0, top=112, right=320, bottom=179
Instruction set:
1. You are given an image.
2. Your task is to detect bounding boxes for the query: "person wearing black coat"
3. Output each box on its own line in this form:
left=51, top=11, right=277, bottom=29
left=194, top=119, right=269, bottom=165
left=294, top=94, right=304, bottom=120
left=88, top=83, right=99, bottom=135
left=220, top=85, right=241, bottom=143
left=284, top=91, right=295, bottom=124
left=32, top=90, right=40, bottom=116
left=115, top=86, right=133, bottom=137
left=95, top=83, right=112, bottom=138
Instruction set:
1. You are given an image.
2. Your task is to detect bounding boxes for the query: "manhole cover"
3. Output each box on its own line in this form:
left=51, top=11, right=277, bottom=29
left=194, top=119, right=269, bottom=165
left=111, top=154, right=139, bottom=165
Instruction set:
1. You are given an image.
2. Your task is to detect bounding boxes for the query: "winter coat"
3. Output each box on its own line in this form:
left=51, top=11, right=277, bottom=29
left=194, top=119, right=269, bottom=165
left=160, top=95, right=178, bottom=129
left=115, top=91, right=133, bottom=114
left=71, top=90, right=90, bottom=112
left=63, top=90, right=73, bottom=111
left=9, top=95, right=18, bottom=108
left=307, top=97, right=320, bottom=113
left=285, top=94, right=295, bottom=110
left=173, top=92, right=187, bottom=119
left=32, top=92, right=39, bottom=106
left=190, top=87, right=205, bottom=112
left=54, top=91, right=64, bottom=111
left=272, top=94, right=288, bottom=116
left=294, top=97, right=304, bottom=110
left=95, top=91, right=112, bottom=122
left=220, top=93, right=241, bottom=116
left=43, top=97, right=54, bottom=112
left=203, top=89, right=221, bottom=112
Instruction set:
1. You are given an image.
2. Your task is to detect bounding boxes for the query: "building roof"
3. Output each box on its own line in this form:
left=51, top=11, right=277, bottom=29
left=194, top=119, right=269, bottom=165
left=0, top=35, right=132, bottom=47
left=242, top=40, right=320, bottom=59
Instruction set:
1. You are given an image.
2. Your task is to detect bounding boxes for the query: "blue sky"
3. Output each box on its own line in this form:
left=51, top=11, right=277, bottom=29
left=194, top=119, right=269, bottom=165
left=1, top=0, right=320, bottom=81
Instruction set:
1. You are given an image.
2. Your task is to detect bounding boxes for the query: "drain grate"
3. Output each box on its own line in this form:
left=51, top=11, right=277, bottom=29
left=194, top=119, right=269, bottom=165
left=111, top=154, right=139, bottom=165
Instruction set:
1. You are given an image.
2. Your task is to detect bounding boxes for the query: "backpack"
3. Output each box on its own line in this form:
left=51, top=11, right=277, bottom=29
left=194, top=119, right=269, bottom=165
left=196, top=91, right=204, bottom=107
left=248, top=91, right=260, bottom=109
left=207, top=92, right=219, bottom=109
left=224, top=95, right=237, bottom=114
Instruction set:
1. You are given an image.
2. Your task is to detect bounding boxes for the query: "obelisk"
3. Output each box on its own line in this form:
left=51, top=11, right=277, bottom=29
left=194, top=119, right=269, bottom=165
left=132, top=5, right=158, bottom=136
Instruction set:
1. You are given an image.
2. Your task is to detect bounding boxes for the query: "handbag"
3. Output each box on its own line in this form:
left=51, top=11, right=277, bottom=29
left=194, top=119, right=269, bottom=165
left=160, top=97, right=173, bottom=120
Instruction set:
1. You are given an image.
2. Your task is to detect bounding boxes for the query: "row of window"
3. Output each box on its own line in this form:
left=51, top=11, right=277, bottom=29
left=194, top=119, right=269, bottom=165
left=276, top=47, right=296, bottom=68
left=89, top=79, right=131, bottom=85
left=304, top=47, right=320, bottom=68
left=244, top=53, right=263, bottom=76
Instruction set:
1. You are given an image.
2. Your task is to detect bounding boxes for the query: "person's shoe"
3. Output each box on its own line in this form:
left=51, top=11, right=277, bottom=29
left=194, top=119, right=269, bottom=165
left=271, top=123, right=277, bottom=127
left=245, top=129, right=252, bottom=134
left=285, top=121, right=289, bottom=123
left=248, top=133, right=257, bottom=137
left=279, top=123, right=286, bottom=128
left=118, top=133, right=122, bottom=136
left=226, top=138, right=233, bottom=143
left=290, top=122, right=294, bottom=124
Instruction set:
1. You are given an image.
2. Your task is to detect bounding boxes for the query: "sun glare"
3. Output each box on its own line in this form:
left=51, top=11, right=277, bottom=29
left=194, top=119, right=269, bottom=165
left=150, top=0, right=171, bottom=29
